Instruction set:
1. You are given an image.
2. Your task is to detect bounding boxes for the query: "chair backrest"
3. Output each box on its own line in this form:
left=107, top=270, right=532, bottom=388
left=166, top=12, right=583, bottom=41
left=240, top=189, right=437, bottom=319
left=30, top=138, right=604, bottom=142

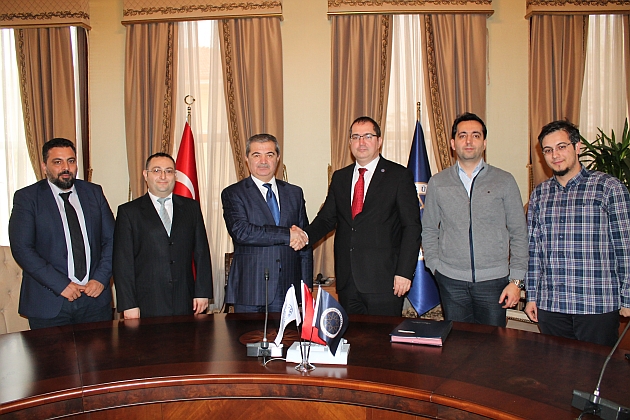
left=0, top=246, right=30, bottom=333
left=222, top=252, right=234, bottom=313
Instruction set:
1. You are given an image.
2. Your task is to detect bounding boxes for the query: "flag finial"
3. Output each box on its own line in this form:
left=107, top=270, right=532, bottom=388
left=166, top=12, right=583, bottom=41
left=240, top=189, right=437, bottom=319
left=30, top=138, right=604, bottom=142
left=184, top=95, right=195, bottom=125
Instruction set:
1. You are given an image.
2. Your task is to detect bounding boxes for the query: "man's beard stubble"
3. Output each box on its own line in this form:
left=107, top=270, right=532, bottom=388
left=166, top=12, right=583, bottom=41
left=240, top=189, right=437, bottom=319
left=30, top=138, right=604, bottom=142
left=552, top=168, right=570, bottom=177
left=49, top=170, right=75, bottom=190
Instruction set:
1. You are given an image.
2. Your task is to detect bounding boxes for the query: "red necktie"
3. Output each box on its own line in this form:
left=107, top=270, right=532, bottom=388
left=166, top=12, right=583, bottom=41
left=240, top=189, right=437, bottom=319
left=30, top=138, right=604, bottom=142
left=351, top=168, right=367, bottom=219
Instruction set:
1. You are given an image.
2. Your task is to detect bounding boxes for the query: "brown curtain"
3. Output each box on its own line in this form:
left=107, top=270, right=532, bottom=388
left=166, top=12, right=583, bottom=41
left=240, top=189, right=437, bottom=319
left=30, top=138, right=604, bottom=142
left=529, top=15, right=588, bottom=188
left=76, top=27, right=90, bottom=181
left=219, top=17, right=284, bottom=181
left=421, top=14, right=488, bottom=171
left=312, top=14, right=392, bottom=279
left=124, top=22, right=178, bottom=199
left=15, top=27, right=77, bottom=180
left=625, top=16, right=630, bottom=110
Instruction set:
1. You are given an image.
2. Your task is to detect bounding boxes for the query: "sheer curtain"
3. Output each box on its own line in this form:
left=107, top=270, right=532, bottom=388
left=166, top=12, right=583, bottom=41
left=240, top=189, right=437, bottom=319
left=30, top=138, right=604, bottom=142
left=580, top=15, right=629, bottom=142
left=174, top=20, right=235, bottom=312
left=383, top=14, right=436, bottom=173
left=0, top=29, right=36, bottom=246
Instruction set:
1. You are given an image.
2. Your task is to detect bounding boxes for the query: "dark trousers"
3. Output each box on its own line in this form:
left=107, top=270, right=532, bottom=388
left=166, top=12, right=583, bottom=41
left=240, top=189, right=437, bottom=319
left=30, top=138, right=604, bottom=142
left=28, top=295, right=112, bottom=330
left=436, top=271, right=508, bottom=327
left=233, top=278, right=287, bottom=313
left=338, top=273, right=404, bottom=317
left=537, top=309, right=619, bottom=347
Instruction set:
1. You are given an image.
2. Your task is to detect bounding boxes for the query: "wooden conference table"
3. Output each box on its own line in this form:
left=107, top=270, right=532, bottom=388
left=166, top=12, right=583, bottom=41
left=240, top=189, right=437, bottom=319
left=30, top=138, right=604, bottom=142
left=0, top=314, right=628, bottom=419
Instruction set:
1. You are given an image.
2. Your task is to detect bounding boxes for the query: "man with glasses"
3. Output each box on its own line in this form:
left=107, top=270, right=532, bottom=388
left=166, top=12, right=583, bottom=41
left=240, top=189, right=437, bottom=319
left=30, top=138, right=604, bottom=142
left=422, top=112, right=528, bottom=327
left=303, top=116, right=421, bottom=316
left=525, top=120, right=630, bottom=346
left=113, top=153, right=213, bottom=319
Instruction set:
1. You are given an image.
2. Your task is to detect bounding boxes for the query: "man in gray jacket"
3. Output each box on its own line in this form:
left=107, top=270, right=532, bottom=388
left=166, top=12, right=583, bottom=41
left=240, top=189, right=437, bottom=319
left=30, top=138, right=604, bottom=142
left=422, top=113, right=528, bottom=327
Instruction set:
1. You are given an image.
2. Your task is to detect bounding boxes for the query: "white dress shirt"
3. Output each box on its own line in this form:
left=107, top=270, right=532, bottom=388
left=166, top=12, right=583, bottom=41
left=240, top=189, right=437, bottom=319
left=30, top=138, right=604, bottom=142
left=49, top=181, right=91, bottom=285
left=351, top=155, right=380, bottom=202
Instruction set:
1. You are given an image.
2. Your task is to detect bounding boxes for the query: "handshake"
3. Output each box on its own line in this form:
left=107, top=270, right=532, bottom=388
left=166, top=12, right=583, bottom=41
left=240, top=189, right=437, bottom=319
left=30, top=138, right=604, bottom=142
left=290, top=225, right=309, bottom=251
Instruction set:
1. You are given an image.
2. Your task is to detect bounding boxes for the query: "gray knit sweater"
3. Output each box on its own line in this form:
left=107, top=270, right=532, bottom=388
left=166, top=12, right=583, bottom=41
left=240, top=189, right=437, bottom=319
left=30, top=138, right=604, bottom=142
left=422, top=162, right=528, bottom=282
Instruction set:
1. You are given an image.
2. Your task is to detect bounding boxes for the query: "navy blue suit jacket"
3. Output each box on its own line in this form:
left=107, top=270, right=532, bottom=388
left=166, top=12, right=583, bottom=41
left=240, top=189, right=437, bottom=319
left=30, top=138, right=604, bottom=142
left=9, top=179, right=115, bottom=319
left=305, top=156, right=422, bottom=294
left=113, top=194, right=213, bottom=317
left=221, top=177, right=313, bottom=307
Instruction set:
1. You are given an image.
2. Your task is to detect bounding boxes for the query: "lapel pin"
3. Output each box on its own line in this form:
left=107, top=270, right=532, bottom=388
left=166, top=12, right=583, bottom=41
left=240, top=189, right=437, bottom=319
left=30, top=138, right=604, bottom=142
left=381, top=169, right=385, bottom=172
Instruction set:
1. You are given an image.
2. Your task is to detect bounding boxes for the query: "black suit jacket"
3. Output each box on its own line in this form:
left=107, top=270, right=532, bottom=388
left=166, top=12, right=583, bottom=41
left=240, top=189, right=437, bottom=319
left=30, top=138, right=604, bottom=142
left=221, top=177, right=313, bottom=307
left=113, top=194, right=213, bottom=317
left=305, top=156, right=421, bottom=294
left=9, top=179, right=115, bottom=319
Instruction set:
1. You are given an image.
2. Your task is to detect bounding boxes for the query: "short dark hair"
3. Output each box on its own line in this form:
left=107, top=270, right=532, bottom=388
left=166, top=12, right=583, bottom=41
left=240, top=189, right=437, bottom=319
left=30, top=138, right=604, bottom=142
left=350, top=116, right=381, bottom=138
left=451, top=112, right=487, bottom=140
left=537, top=120, right=581, bottom=147
left=145, top=152, right=175, bottom=169
left=42, top=138, right=76, bottom=162
left=246, top=134, right=280, bottom=156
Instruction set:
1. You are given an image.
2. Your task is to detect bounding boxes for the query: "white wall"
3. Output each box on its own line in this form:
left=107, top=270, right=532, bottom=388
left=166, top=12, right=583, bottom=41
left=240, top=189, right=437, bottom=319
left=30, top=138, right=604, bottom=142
left=88, top=0, right=532, bottom=217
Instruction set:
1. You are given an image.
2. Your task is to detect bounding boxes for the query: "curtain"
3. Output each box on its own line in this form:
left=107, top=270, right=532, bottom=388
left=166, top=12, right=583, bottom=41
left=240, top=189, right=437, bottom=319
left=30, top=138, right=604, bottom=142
left=384, top=14, right=436, bottom=173
left=0, top=29, right=36, bottom=246
left=75, top=27, right=90, bottom=180
left=313, top=14, right=392, bottom=279
left=219, top=17, right=284, bottom=181
left=529, top=15, right=587, bottom=187
left=625, top=15, right=630, bottom=111
left=124, top=22, right=178, bottom=199
left=174, top=20, right=236, bottom=312
left=579, top=15, right=628, bottom=144
left=15, top=27, right=77, bottom=180
left=422, top=14, right=488, bottom=171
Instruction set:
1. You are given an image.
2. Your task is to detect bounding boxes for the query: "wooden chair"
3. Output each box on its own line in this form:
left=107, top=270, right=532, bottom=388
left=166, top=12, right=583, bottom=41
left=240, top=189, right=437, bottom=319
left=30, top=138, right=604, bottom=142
left=222, top=252, right=234, bottom=313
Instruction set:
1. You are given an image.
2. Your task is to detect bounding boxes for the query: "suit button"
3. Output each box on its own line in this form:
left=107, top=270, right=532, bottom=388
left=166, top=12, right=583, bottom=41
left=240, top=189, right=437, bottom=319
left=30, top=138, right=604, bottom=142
left=170, top=260, right=175, bottom=264
left=350, top=248, right=354, bottom=252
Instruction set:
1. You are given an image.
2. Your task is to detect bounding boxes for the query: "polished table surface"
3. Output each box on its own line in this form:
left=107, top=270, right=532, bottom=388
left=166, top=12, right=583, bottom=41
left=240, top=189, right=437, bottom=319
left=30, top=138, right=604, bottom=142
left=0, top=313, right=628, bottom=419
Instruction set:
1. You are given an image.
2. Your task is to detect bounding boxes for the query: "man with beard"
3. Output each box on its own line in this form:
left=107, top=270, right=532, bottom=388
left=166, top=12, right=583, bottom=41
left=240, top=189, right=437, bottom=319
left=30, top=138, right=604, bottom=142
left=9, top=138, right=115, bottom=329
left=525, top=120, right=630, bottom=346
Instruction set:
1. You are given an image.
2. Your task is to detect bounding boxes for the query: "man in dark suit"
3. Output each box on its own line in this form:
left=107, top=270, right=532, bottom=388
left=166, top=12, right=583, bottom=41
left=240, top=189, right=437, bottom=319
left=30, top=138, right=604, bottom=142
left=9, top=138, right=115, bottom=329
left=302, top=116, right=422, bottom=316
left=221, top=134, right=312, bottom=313
left=113, top=153, right=213, bottom=319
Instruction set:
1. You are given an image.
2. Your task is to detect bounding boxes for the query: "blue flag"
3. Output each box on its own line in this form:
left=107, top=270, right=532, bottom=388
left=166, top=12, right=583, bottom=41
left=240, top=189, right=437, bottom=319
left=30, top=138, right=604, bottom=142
left=314, top=288, right=348, bottom=356
left=407, top=120, right=441, bottom=315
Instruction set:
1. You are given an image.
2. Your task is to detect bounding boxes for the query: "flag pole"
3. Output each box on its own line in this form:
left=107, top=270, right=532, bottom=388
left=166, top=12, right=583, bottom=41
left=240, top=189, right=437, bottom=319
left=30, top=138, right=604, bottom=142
left=184, top=95, right=195, bottom=125
left=417, top=101, right=421, bottom=122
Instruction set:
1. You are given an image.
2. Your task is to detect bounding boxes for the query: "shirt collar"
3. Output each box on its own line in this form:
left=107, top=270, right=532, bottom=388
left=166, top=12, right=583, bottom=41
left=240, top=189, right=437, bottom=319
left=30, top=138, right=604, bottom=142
left=355, top=155, right=380, bottom=173
left=251, top=175, right=277, bottom=189
left=148, top=191, right=173, bottom=203
left=456, top=159, right=485, bottom=178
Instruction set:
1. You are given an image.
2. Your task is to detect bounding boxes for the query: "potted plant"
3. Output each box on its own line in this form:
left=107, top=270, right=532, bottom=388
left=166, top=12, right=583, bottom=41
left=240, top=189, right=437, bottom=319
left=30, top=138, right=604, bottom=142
left=579, top=118, right=630, bottom=191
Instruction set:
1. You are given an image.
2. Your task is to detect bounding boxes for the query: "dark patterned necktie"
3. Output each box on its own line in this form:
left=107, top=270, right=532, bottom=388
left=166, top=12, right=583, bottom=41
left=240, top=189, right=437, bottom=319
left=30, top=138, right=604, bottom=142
left=59, top=192, right=87, bottom=280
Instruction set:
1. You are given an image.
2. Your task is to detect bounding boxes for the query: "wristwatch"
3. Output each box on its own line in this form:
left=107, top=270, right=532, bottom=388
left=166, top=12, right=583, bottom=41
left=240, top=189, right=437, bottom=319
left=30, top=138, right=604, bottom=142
left=509, top=279, right=524, bottom=289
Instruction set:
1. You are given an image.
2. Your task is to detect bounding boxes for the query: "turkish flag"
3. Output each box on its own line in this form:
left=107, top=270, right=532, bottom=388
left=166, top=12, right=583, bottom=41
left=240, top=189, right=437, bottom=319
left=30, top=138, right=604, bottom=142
left=300, top=281, right=326, bottom=345
left=173, top=122, right=199, bottom=201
